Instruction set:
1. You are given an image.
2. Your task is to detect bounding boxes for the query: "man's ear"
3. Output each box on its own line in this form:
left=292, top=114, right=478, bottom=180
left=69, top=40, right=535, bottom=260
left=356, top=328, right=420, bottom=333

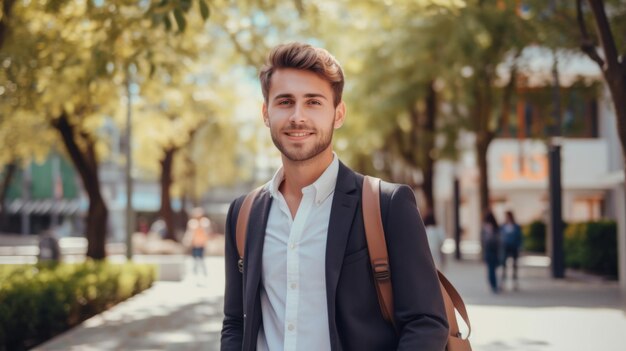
left=262, top=103, right=269, bottom=127
left=334, top=101, right=346, bottom=129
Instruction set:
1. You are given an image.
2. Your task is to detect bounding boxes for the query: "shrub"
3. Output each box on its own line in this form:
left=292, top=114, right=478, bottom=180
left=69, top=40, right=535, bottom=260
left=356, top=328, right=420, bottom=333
left=0, top=261, right=155, bottom=351
left=523, top=220, right=546, bottom=253
left=524, top=220, right=617, bottom=278
left=564, top=221, right=617, bottom=278
left=564, top=223, right=586, bottom=268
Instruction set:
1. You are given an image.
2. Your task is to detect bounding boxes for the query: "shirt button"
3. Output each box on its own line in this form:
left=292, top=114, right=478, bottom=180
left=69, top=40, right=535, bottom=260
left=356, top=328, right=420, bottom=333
left=290, top=243, right=296, bottom=250
left=290, top=283, right=297, bottom=289
left=288, top=324, right=295, bottom=331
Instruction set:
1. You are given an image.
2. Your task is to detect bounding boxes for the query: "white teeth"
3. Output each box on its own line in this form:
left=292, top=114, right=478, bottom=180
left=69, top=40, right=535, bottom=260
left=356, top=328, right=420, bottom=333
left=287, top=132, right=310, bottom=137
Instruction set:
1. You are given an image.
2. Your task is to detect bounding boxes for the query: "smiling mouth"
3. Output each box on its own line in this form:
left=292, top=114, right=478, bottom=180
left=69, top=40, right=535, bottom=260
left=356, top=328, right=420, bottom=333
left=284, top=131, right=314, bottom=138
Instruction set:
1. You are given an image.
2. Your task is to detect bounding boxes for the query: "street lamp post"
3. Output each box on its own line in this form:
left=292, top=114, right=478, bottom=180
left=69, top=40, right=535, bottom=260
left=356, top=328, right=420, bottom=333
left=549, top=53, right=565, bottom=278
left=548, top=141, right=564, bottom=278
left=125, top=66, right=134, bottom=260
left=453, top=177, right=462, bottom=260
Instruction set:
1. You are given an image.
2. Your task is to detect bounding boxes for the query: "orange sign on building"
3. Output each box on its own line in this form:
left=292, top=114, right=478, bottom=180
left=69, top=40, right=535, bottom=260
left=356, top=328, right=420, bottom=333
left=499, top=153, right=548, bottom=182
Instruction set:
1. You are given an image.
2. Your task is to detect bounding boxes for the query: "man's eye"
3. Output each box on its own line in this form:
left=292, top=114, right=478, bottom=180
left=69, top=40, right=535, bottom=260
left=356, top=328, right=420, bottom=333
left=308, top=100, right=322, bottom=105
left=278, top=100, right=292, bottom=105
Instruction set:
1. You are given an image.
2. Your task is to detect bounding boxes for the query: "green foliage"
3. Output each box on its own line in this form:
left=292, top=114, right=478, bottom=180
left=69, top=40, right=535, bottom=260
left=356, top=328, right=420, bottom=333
left=0, top=261, right=155, bottom=350
left=564, top=221, right=618, bottom=278
left=523, top=220, right=547, bottom=253
left=524, top=219, right=617, bottom=278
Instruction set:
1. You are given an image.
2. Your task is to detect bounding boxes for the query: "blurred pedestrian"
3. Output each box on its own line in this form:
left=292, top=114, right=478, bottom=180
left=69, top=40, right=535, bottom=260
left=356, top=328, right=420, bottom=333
left=150, top=218, right=167, bottom=239
left=481, top=210, right=501, bottom=294
left=183, top=207, right=212, bottom=277
left=423, top=211, right=446, bottom=270
left=501, top=210, right=523, bottom=290
left=38, top=229, right=61, bottom=263
left=138, top=216, right=149, bottom=235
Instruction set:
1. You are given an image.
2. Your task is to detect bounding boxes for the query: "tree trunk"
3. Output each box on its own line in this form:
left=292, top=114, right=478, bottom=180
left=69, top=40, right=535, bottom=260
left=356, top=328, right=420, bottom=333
left=422, top=80, right=437, bottom=215
left=186, top=150, right=198, bottom=207
left=85, top=190, right=108, bottom=259
left=0, top=0, right=16, bottom=51
left=476, top=134, right=491, bottom=218
left=603, top=72, right=626, bottom=156
left=159, top=146, right=177, bottom=241
left=51, top=112, right=107, bottom=259
left=472, top=73, right=495, bottom=223
left=579, top=1, right=626, bottom=288
left=0, top=162, right=17, bottom=231
left=581, top=0, right=626, bottom=157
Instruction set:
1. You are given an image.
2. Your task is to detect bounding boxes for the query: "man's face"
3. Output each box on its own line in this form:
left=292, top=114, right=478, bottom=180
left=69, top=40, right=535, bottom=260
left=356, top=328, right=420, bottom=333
left=263, top=68, right=345, bottom=163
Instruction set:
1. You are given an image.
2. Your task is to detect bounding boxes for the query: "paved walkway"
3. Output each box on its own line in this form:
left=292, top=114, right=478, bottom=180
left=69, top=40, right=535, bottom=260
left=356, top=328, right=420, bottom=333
left=34, top=255, right=626, bottom=351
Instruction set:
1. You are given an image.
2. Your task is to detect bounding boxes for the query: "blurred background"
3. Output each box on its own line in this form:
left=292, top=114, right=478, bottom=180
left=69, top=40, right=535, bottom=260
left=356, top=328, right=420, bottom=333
left=1, top=0, right=626, bottom=350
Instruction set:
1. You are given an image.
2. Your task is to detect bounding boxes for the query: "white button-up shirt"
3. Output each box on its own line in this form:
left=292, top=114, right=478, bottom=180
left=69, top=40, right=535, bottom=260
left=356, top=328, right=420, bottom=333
left=257, top=155, right=339, bottom=351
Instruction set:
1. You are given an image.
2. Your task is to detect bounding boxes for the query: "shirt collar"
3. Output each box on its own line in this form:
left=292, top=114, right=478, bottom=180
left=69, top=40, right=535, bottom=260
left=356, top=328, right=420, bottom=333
left=268, top=153, right=339, bottom=205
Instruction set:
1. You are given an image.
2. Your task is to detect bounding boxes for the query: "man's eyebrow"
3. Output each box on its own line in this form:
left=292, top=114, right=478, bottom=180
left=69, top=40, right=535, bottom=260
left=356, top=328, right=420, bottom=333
left=273, top=93, right=294, bottom=101
left=272, top=93, right=329, bottom=101
left=304, top=93, right=328, bottom=100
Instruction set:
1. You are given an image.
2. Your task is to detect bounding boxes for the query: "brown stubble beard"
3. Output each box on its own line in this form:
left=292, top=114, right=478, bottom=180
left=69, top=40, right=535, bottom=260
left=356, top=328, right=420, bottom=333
left=269, top=115, right=335, bottom=163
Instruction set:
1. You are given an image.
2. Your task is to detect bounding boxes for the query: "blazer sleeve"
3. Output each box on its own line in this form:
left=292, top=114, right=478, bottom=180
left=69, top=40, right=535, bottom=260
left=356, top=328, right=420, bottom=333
left=220, top=198, right=244, bottom=351
left=384, top=185, right=449, bottom=350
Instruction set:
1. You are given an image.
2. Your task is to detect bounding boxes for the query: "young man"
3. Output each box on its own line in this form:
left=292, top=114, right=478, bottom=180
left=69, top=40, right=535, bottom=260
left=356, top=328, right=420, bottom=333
left=221, top=43, right=449, bottom=351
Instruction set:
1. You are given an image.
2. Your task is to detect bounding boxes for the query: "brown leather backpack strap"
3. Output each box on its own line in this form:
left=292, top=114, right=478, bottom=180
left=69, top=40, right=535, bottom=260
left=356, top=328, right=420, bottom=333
left=362, top=176, right=395, bottom=327
left=362, top=176, right=472, bottom=348
left=438, top=271, right=472, bottom=339
left=235, top=186, right=264, bottom=273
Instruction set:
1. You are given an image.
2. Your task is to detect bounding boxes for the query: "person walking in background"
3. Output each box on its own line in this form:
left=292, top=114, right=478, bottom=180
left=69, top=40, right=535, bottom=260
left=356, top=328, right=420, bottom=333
left=423, top=211, right=446, bottom=270
left=501, top=210, right=523, bottom=290
left=38, top=229, right=61, bottom=263
left=184, top=207, right=212, bottom=278
left=481, top=210, right=501, bottom=294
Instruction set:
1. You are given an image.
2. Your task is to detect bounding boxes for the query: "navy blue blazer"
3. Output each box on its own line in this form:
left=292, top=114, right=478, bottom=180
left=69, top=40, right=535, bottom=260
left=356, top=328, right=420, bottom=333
left=221, top=162, right=449, bottom=351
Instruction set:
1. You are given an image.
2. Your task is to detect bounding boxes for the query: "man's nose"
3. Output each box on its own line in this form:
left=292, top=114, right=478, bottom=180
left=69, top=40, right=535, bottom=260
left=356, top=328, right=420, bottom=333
left=288, top=103, right=306, bottom=124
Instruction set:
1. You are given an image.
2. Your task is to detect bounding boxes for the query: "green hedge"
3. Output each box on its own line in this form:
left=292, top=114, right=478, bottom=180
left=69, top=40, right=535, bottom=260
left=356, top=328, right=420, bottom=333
left=0, top=261, right=155, bottom=351
left=564, top=221, right=618, bottom=278
left=522, top=219, right=618, bottom=278
left=523, top=220, right=547, bottom=253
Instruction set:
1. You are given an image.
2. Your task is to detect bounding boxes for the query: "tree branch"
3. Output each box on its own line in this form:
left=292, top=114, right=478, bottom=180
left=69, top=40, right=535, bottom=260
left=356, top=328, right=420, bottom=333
left=587, top=0, right=619, bottom=70
left=577, top=0, right=605, bottom=67
left=50, top=112, right=98, bottom=193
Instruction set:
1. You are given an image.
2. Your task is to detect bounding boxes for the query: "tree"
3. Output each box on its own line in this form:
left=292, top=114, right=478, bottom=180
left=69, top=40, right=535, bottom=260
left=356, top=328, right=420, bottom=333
left=1, top=0, right=208, bottom=258
left=576, top=0, right=626, bottom=163
left=128, top=12, right=246, bottom=238
left=345, top=1, right=459, bottom=214
left=427, top=1, right=533, bottom=220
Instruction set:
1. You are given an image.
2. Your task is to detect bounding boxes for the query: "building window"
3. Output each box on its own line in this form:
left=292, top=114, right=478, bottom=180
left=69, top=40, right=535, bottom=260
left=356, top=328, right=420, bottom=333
left=499, top=85, right=598, bottom=139
left=571, top=196, right=603, bottom=221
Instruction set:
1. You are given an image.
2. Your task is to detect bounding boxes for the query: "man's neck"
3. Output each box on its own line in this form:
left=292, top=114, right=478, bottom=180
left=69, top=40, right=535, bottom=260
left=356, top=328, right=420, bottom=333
left=279, top=149, right=334, bottom=200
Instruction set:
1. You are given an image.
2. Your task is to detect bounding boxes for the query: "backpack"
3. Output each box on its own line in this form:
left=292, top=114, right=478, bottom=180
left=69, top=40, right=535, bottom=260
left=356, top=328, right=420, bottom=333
left=235, top=176, right=472, bottom=350
left=501, top=223, right=521, bottom=248
left=483, top=225, right=500, bottom=253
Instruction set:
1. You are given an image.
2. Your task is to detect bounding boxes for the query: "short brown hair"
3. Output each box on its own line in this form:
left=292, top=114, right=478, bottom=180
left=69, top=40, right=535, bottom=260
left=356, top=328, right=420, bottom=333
left=259, top=42, right=344, bottom=107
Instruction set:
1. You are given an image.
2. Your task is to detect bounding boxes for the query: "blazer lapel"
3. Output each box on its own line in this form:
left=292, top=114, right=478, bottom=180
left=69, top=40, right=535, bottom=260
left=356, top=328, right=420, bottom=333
left=325, top=162, right=359, bottom=350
